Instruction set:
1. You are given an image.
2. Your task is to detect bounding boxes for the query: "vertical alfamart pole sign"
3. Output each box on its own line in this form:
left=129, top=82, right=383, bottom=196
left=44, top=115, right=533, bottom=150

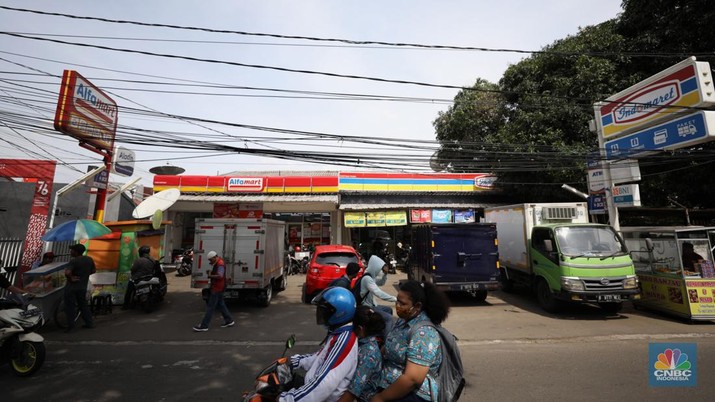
left=54, top=70, right=118, bottom=222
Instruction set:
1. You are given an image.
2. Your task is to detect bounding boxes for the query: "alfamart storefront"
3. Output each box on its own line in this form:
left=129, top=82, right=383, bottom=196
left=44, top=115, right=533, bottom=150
left=153, top=171, right=500, bottom=255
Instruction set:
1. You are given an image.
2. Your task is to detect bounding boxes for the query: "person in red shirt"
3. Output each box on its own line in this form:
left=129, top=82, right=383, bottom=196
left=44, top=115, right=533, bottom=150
left=193, top=251, right=234, bottom=332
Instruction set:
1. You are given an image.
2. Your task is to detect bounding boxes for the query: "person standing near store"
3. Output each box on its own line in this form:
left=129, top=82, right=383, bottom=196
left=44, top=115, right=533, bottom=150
left=64, top=244, right=95, bottom=332
left=193, top=251, right=234, bottom=332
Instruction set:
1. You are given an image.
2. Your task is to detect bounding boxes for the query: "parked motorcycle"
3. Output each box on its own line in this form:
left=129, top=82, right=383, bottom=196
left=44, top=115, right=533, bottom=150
left=132, top=264, right=168, bottom=313
left=177, top=248, right=193, bottom=277
left=0, top=293, right=45, bottom=376
left=243, top=335, right=296, bottom=402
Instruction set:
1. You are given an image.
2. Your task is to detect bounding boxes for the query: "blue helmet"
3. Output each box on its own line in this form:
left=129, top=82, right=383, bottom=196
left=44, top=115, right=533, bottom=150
left=312, top=287, right=356, bottom=327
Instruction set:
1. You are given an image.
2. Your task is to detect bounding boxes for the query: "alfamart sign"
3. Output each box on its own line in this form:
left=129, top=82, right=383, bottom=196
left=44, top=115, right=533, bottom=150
left=54, top=70, right=118, bottom=151
left=597, top=57, right=715, bottom=140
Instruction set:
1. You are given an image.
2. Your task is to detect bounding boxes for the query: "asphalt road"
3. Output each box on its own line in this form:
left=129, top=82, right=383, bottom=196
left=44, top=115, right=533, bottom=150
left=2, top=271, right=715, bottom=401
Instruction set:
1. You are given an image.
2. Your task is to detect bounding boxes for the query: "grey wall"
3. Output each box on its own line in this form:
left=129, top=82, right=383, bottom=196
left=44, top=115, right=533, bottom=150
left=0, top=181, right=136, bottom=239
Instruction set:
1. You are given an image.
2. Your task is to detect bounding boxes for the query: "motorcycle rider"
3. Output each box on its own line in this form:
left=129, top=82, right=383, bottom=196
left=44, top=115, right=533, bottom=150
left=1, top=270, right=30, bottom=296
left=122, top=245, right=156, bottom=310
left=279, top=287, right=358, bottom=402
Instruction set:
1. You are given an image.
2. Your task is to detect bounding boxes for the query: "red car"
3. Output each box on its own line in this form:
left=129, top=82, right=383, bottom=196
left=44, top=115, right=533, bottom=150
left=302, top=245, right=364, bottom=303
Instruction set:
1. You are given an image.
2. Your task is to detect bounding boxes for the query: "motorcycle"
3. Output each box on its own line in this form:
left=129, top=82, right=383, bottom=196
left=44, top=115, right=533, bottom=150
left=0, top=293, right=46, bottom=376
left=287, top=255, right=303, bottom=276
left=243, top=335, right=297, bottom=402
left=132, top=264, right=168, bottom=313
left=177, top=248, right=193, bottom=277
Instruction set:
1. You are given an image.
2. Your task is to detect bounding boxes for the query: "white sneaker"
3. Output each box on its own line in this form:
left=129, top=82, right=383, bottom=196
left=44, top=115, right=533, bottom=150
left=221, top=320, right=235, bottom=328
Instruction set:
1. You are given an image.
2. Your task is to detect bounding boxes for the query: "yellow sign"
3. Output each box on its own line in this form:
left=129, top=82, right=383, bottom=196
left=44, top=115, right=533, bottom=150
left=366, top=212, right=386, bottom=227
left=385, top=211, right=407, bottom=226
left=344, top=212, right=365, bottom=227
left=637, top=274, right=715, bottom=319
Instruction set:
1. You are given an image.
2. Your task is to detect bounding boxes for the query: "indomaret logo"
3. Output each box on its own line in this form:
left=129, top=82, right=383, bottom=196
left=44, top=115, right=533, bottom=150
left=649, top=343, right=697, bottom=387
left=227, top=177, right=264, bottom=192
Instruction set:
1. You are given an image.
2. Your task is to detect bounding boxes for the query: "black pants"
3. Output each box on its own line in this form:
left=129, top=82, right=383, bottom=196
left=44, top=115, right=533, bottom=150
left=123, top=280, right=136, bottom=308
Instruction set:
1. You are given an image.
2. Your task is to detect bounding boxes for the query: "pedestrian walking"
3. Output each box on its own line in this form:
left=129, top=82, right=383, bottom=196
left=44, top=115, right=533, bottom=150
left=193, top=251, right=234, bottom=332
left=64, top=243, right=95, bottom=332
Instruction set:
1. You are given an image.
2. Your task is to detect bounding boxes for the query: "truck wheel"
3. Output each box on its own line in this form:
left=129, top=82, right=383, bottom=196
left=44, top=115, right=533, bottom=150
left=599, top=302, right=623, bottom=314
left=536, top=279, right=562, bottom=313
left=499, top=270, right=514, bottom=293
left=472, top=290, right=488, bottom=302
left=258, top=286, right=272, bottom=307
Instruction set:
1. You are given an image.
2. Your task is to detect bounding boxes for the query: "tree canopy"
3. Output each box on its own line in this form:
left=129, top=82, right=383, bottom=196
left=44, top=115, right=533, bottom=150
left=433, top=1, right=715, bottom=208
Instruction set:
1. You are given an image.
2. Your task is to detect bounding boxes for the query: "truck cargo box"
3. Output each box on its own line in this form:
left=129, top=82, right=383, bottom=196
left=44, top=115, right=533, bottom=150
left=408, top=223, right=500, bottom=301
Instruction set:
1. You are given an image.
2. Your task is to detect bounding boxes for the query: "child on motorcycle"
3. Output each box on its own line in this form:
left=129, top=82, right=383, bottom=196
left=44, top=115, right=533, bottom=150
left=338, top=306, right=386, bottom=402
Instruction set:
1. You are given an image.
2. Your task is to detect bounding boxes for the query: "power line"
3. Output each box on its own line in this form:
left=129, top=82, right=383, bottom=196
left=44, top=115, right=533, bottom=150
left=0, top=6, right=707, bottom=59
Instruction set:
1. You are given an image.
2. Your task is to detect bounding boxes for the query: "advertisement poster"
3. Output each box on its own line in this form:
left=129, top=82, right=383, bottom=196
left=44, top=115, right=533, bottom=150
left=684, top=280, right=715, bottom=317
left=454, top=209, right=475, bottom=223
left=385, top=211, right=407, bottom=226
left=213, top=203, right=264, bottom=218
left=410, top=209, right=431, bottom=223
left=344, top=212, right=366, bottom=227
left=288, top=224, right=302, bottom=243
left=432, top=209, right=452, bottom=223
left=367, top=212, right=386, bottom=227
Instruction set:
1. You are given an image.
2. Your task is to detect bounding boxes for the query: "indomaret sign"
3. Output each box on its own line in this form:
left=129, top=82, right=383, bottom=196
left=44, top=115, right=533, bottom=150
left=54, top=70, right=118, bottom=151
left=596, top=57, right=715, bottom=141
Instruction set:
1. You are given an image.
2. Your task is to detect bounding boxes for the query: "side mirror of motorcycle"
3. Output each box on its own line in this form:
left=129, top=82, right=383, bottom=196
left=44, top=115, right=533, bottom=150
left=282, top=334, right=296, bottom=357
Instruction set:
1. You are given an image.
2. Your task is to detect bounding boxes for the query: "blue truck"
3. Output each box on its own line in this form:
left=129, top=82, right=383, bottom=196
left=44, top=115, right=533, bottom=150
left=407, top=223, right=500, bottom=301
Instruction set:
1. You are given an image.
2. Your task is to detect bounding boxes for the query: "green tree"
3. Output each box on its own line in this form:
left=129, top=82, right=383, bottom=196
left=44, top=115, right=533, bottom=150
left=616, top=0, right=715, bottom=208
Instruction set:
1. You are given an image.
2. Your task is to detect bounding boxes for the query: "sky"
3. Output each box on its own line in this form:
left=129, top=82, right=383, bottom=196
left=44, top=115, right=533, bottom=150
left=0, top=0, right=625, bottom=188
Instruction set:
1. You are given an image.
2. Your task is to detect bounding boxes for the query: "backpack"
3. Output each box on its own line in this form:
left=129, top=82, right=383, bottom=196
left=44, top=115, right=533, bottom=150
left=350, top=272, right=372, bottom=305
left=409, top=322, right=465, bottom=402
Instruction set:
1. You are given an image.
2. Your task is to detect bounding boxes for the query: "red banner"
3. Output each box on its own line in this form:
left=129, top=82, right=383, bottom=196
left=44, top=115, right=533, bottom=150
left=410, top=209, right=432, bottom=223
left=0, top=159, right=56, bottom=269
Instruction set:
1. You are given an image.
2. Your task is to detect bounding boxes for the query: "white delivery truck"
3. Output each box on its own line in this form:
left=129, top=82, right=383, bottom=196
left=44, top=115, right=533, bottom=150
left=485, top=203, right=639, bottom=313
left=190, top=218, right=287, bottom=307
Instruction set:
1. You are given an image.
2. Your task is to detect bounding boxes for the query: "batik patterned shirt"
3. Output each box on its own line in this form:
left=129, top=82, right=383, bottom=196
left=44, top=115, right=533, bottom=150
left=347, top=335, right=382, bottom=401
left=379, top=311, right=441, bottom=401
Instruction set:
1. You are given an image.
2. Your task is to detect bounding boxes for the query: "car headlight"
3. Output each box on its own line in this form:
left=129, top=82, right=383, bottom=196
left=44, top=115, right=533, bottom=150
left=623, top=275, right=638, bottom=289
left=561, top=277, right=585, bottom=291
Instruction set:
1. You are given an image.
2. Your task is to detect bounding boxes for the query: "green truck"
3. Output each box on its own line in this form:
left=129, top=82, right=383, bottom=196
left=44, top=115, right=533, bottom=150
left=485, top=203, right=640, bottom=313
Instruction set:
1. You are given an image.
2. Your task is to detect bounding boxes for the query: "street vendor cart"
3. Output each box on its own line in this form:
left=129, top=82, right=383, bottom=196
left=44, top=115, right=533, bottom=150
left=622, top=226, right=715, bottom=321
left=22, top=261, right=70, bottom=324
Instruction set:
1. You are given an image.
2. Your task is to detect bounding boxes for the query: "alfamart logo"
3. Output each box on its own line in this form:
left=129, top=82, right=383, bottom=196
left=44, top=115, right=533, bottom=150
left=649, top=343, right=697, bottom=387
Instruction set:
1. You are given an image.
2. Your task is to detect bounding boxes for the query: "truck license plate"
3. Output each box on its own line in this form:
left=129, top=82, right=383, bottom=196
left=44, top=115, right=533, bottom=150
left=598, top=294, right=621, bottom=302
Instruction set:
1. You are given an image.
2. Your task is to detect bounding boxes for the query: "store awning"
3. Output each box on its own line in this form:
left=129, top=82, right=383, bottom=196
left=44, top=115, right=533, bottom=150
left=178, top=194, right=339, bottom=203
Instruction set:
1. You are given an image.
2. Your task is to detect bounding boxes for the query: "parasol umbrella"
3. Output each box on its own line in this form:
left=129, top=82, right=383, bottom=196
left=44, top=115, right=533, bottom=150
left=41, top=219, right=112, bottom=242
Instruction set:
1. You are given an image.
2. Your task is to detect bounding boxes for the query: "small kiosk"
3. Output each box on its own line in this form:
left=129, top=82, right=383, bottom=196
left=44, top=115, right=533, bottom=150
left=86, top=219, right=169, bottom=305
left=622, top=226, right=715, bottom=321
left=22, top=261, right=70, bottom=321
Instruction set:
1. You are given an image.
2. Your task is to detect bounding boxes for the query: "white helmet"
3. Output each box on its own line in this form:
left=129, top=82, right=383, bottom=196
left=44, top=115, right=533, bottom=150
left=207, top=251, right=218, bottom=259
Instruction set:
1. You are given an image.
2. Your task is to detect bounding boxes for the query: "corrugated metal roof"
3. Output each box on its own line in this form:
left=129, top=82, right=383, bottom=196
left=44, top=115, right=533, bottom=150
left=179, top=194, right=339, bottom=203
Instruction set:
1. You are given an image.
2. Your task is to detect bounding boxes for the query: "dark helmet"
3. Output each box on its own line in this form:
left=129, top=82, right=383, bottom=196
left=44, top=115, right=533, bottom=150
left=312, top=287, right=356, bottom=327
left=138, top=245, right=151, bottom=256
